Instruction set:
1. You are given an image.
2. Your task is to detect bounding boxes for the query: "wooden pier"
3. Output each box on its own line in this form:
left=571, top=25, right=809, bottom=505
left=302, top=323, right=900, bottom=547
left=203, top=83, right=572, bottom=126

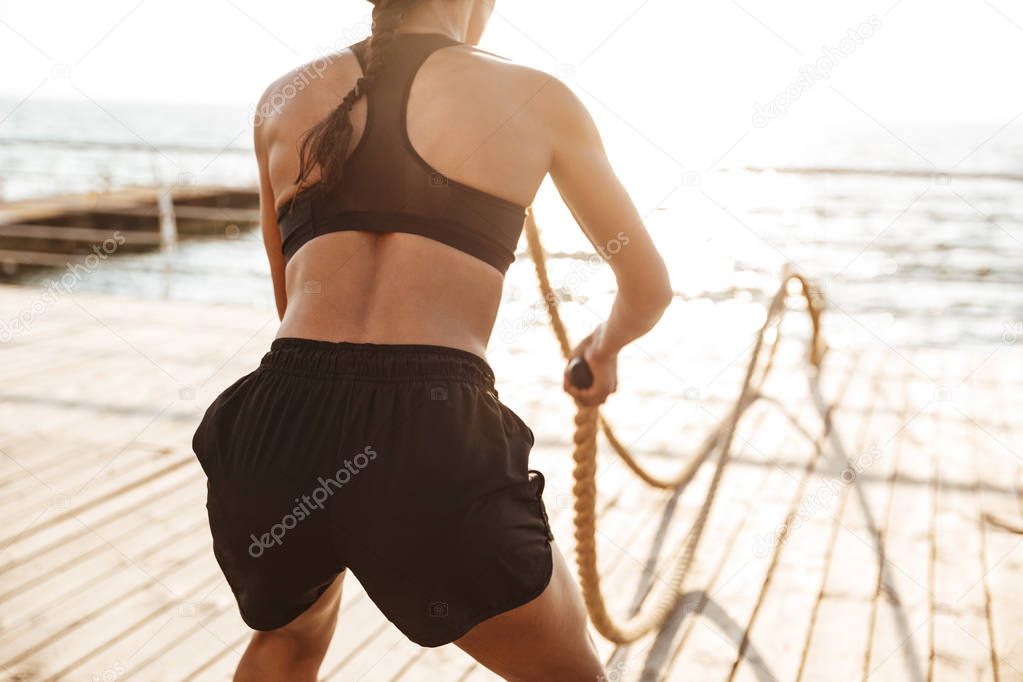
left=0, top=282, right=1020, bottom=681
left=0, top=186, right=258, bottom=275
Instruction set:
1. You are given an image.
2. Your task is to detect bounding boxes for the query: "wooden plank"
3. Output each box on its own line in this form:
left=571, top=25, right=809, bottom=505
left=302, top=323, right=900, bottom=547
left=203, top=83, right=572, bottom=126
left=605, top=411, right=779, bottom=681
left=0, top=490, right=201, bottom=605
left=726, top=350, right=884, bottom=682
left=0, top=185, right=256, bottom=226
left=850, top=355, right=919, bottom=680
left=0, top=223, right=162, bottom=243
left=0, top=533, right=214, bottom=677
left=798, top=351, right=908, bottom=680
left=974, top=349, right=1023, bottom=681
left=0, top=462, right=202, bottom=582
left=931, top=351, right=996, bottom=682
left=625, top=417, right=783, bottom=681
left=38, top=570, right=225, bottom=681
left=0, top=248, right=88, bottom=267
left=0, top=441, right=183, bottom=522
left=123, top=584, right=364, bottom=680
left=0, top=454, right=193, bottom=549
left=112, top=204, right=260, bottom=223
left=657, top=347, right=867, bottom=682
left=598, top=336, right=818, bottom=671
left=865, top=349, right=938, bottom=682
left=3, top=516, right=208, bottom=634
left=661, top=428, right=806, bottom=680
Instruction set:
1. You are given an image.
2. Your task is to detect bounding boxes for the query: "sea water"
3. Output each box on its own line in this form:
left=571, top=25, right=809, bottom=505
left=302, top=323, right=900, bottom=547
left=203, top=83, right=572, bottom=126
left=1, top=97, right=1020, bottom=352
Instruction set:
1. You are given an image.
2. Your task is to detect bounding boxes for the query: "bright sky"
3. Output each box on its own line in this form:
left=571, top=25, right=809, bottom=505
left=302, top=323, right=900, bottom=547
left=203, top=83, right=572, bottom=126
left=2, top=0, right=1022, bottom=170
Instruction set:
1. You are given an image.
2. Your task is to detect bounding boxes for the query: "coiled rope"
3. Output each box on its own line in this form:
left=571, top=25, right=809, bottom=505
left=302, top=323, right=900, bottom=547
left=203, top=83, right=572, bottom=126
left=523, top=208, right=828, bottom=643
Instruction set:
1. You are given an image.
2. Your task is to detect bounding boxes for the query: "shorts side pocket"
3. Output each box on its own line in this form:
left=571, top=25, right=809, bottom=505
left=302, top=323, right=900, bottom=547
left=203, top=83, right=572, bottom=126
left=192, top=406, right=217, bottom=479
left=192, top=369, right=258, bottom=479
left=498, top=399, right=535, bottom=447
left=528, top=469, right=554, bottom=542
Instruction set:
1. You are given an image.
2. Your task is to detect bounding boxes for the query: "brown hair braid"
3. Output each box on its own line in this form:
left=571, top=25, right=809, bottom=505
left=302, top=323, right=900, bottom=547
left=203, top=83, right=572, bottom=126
left=294, top=0, right=421, bottom=195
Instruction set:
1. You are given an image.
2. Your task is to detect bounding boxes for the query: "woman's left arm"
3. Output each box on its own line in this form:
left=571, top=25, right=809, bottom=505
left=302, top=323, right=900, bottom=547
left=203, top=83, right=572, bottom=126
left=254, top=124, right=288, bottom=320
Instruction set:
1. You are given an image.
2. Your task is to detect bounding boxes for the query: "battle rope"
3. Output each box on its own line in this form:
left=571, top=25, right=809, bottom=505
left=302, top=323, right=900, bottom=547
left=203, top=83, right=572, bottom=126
left=523, top=208, right=828, bottom=643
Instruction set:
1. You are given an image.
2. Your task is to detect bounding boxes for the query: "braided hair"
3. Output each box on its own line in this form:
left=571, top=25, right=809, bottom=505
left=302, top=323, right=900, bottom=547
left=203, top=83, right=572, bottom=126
left=295, top=0, right=421, bottom=195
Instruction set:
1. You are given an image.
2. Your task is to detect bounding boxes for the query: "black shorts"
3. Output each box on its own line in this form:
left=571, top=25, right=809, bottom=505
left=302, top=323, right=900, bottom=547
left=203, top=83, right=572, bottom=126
left=191, top=338, right=554, bottom=646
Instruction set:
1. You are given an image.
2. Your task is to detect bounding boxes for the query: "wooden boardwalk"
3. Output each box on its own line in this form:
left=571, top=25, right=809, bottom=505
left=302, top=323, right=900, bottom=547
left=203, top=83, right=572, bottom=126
left=0, top=283, right=1021, bottom=681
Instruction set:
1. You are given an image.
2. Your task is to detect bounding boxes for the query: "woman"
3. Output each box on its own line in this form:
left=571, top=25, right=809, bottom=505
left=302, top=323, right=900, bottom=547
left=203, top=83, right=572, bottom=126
left=192, top=0, right=672, bottom=679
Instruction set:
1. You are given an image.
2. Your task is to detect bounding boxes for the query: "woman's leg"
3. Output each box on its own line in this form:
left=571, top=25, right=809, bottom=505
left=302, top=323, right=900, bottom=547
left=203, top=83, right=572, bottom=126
left=234, top=572, right=346, bottom=682
left=455, top=543, right=606, bottom=681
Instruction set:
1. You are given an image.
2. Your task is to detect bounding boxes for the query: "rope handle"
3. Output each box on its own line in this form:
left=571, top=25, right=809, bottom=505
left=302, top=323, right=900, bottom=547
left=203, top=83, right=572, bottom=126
left=566, top=357, right=594, bottom=389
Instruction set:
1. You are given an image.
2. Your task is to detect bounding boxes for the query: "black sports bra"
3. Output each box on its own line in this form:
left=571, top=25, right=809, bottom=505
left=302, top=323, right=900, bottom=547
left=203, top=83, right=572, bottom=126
left=277, top=32, right=528, bottom=274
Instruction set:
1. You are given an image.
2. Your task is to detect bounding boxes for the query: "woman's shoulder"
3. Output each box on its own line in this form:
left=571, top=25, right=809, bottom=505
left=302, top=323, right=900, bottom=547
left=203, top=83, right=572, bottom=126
left=257, top=48, right=357, bottom=101
left=253, top=48, right=361, bottom=128
left=439, top=43, right=549, bottom=83
left=430, top=44, right=576, bottom=115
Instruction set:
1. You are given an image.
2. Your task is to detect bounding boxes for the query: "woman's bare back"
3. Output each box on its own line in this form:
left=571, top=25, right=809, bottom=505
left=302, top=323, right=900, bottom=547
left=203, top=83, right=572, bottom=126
left=255, top=38, right=558, bottom=357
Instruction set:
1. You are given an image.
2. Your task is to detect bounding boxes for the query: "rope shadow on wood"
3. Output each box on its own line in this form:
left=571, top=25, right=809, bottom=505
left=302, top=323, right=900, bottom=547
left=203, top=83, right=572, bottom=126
left=524, top=207, right=828, bottom=644
left=805, top=371, right=927, bottom=682
left=600, top=484, right=782, bottom=682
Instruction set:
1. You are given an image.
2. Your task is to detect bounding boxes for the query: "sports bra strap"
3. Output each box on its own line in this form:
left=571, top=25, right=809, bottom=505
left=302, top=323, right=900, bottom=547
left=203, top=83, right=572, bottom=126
left=278, top=32, right=527, bottom=274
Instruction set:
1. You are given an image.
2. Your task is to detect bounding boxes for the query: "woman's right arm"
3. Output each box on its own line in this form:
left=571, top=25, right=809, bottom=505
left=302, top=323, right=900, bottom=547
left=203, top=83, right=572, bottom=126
left=544, top=80, right=673, bottom=406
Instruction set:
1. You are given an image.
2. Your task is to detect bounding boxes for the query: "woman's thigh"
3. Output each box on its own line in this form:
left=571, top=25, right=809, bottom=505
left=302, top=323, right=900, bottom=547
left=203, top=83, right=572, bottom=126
left=454, top=542, right=606, bottom=681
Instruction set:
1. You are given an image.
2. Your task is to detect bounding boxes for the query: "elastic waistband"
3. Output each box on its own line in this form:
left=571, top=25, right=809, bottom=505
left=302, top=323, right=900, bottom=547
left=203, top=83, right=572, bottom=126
left=260, top=338, right=496, bottom=389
